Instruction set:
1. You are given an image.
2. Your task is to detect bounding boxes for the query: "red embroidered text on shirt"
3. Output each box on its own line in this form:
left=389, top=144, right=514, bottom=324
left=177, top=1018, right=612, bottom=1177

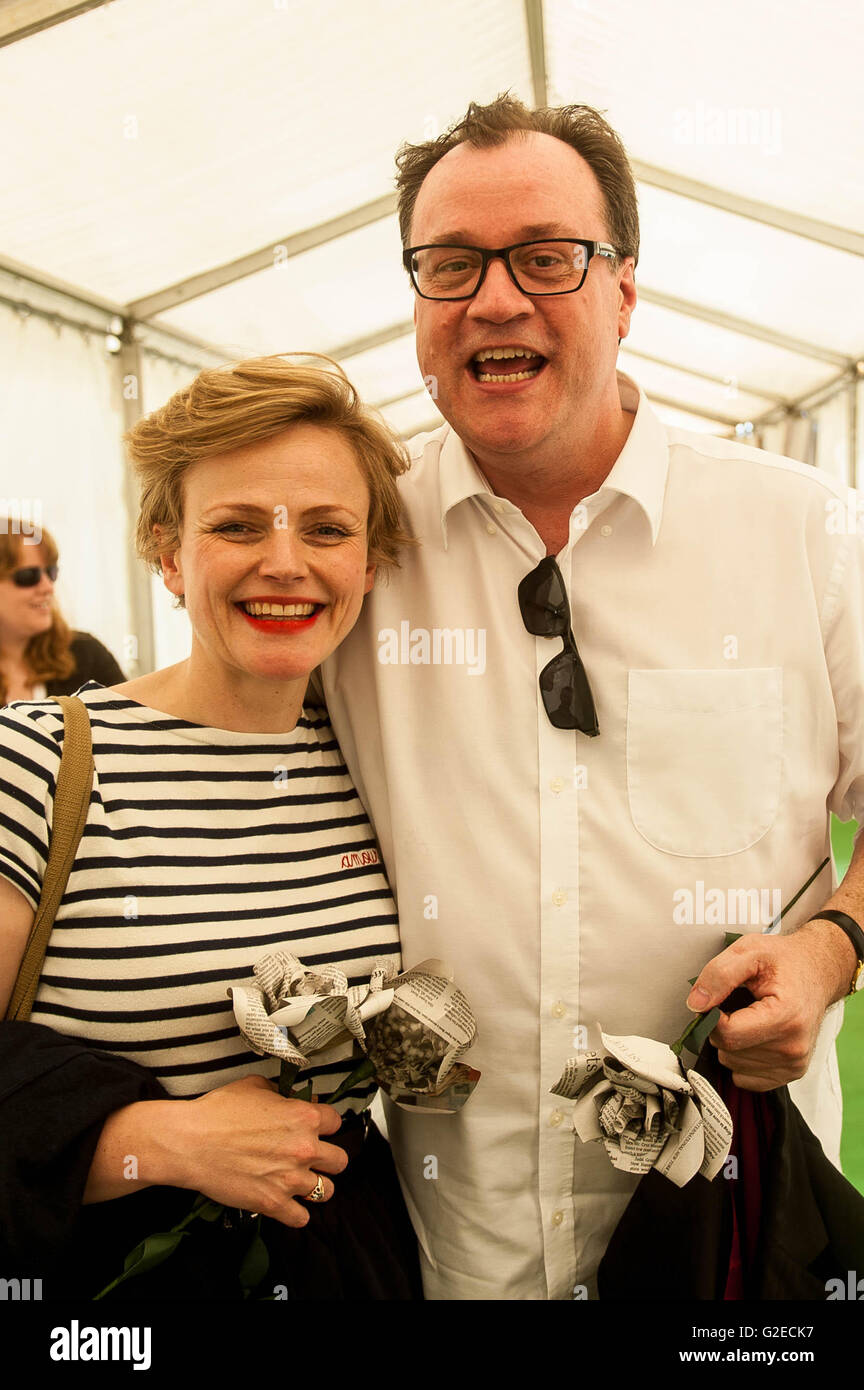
left=340, top=849, right=381, bottom=869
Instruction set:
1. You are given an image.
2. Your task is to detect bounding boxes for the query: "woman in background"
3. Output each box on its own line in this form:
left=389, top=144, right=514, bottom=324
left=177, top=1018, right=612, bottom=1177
left=0, top=521, right=124, bottom=704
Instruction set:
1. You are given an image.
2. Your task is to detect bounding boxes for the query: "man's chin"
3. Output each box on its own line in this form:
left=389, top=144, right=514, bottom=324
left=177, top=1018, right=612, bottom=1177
left=459, top=417, right=550, bottom=463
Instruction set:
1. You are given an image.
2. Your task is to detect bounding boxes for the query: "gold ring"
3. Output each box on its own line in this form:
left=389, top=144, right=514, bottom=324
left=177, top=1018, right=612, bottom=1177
left=304, top=1173, right=326, bottom=1202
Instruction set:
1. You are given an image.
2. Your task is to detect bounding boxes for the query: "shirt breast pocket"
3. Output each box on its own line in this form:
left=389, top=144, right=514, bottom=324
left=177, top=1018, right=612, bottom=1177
left=626, top=668, right=783, bottom=857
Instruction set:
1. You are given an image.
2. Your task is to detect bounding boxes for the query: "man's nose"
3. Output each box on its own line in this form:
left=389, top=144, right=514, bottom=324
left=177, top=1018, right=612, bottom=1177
left=467, top=255, right=534, bottom=322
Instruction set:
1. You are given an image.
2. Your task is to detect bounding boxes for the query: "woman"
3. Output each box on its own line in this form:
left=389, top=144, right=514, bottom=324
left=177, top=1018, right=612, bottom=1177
left=0, top=521, right=125, bottom=705
left=0, top=355, right=421, bottom=1300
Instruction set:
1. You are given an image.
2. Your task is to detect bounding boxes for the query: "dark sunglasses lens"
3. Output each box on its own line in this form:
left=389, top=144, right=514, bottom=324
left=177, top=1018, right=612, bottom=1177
left=539, top=649, right=599, bottom=735
left=518, top=557, right=569, bottom=635
left=11, top=565, right=57, bottom=587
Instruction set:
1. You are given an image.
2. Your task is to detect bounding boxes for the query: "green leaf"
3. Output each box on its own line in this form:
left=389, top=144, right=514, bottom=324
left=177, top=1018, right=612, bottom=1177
left=238, top=1231, right=270, bottom=1293
left=195, top=1200, right=224, bottom=1223
left=123, top=1231, right=188, bottom=1276
left=682, top=1006, right=721, bottom=1056
left=279, top=1060, right=300, bottom=1097
left=325, top=1056, right=376, bottom=1106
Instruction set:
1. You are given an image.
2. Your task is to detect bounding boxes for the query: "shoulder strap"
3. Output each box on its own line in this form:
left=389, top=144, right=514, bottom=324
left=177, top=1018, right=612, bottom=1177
left=5, top=695, right=94, bottom=1022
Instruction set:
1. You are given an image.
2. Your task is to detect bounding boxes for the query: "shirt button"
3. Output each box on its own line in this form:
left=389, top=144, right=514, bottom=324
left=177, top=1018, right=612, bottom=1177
left=600, top=524, right=613, bottom=537
left=486, top=522, right=497, bottom=535
left=552, top=1210, right=565, bottom=1226
left=551, top=1000, right=566, bottom=1018
left=493, top=501, right=506, bottom=514
left=550, top=777, right=564, bottom=794
left=552, top=889, right=567, bottom=907
left=549, top=1109, right=564, bottom=1127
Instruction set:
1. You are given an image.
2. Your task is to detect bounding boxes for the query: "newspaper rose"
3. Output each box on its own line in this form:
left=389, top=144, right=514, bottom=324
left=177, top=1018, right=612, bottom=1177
left=228, top=950, right=394, bottom=1076
left=358, top=960, right=480, bottom=1113
left=229, top=952, right=480, bottom=1113
left=552, top=1029, right=733, bottom=1188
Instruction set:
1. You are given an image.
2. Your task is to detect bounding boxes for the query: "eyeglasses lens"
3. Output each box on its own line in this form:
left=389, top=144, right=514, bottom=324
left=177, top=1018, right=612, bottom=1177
left=412, top=241, right=588, bottom=299
left=518, top=557, right=599, bottom=736
left=12, top=566, right=58, bottom=587
left=540, top=650, right=599, bottom=733
left=518, top=557, right=569, bottom=634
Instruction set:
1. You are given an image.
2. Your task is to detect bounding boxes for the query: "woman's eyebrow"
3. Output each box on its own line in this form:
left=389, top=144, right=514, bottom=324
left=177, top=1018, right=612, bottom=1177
left=201, top=502, right=364, bottom=520
left=200, top=502, right=270, bottom=518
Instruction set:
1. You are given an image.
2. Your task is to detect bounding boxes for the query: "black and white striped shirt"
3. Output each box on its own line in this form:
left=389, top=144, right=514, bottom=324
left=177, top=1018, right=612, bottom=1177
left=0, top=682, right=400, bottom=1105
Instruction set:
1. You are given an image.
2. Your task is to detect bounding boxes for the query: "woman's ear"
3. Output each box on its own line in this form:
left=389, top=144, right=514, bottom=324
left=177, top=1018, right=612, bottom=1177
left=363, top=561, right=377, bottom=595
left=155, top=526, right=184, bottom=600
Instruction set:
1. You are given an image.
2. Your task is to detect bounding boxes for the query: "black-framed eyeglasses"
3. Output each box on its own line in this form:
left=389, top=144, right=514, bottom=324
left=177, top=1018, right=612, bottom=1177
left=10, top=565, right=58, bottom=587
left=518, top=556, right=599, bottom=735
left=402, top=239, right=622, bottom=301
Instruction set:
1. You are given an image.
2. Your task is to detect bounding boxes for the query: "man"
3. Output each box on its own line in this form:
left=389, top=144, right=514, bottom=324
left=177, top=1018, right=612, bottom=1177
left=322, top=95, right=864, bottom=1300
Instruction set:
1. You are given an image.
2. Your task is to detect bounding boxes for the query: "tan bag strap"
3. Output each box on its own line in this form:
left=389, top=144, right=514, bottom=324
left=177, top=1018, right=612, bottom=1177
left=5, top=695, right=94, bottom=1022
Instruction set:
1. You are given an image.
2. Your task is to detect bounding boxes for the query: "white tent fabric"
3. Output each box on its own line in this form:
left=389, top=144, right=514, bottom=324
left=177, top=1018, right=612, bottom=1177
left=1, top=0, right=861, bottom=673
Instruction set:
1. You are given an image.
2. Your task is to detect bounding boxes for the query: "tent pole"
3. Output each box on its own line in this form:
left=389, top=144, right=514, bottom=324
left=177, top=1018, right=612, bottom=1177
left=117, top=325, right=155, bottom=675
left=850, top=377, right=859, bottom=490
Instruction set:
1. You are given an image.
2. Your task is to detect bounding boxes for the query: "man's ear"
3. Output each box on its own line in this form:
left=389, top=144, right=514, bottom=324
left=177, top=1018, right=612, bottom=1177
left=617, top=258, right=637, bottom=343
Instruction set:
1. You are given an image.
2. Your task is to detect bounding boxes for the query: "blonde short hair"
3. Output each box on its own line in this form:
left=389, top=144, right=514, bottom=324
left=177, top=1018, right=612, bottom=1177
left=126, top=355, right=414, bottom=577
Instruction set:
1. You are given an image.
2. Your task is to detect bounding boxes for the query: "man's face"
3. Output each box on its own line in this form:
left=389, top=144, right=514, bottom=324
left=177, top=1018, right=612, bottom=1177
left=409, top=132, right=636, bottom=466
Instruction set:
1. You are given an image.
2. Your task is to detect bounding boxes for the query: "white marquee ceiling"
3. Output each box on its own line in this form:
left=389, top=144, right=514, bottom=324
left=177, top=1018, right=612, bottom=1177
left=1, top=0, right=861, bottom=441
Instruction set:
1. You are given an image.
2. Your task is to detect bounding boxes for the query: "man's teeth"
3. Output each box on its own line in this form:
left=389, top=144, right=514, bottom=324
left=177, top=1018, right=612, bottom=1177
left=473, top=347, right=543, bottom=382
left=477, top=368, right=541, bottom=382
left=242, top=601, right=317, bottom=617
left=474, top=348, right=537, bottom=361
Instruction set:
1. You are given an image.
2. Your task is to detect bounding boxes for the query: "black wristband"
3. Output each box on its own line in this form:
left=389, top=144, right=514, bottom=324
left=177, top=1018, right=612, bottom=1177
left=805, top=910, right=864, bottom=994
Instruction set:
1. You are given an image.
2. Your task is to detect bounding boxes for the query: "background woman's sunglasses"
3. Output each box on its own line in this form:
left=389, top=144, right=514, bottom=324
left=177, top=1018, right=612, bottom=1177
left=11, top=565, right=59, bottom=587
left=518, top=556, right=599, bottom=735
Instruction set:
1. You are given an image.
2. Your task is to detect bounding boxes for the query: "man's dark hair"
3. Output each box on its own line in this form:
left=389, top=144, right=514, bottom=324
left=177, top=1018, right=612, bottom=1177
left=395, top=93, right=639, bottom=269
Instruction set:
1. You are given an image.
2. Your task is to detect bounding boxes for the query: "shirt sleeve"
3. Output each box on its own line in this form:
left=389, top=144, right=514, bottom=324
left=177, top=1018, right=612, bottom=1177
left=0, top=701, right=62, bottom=910
left=822, top=504, right=864, bottom=825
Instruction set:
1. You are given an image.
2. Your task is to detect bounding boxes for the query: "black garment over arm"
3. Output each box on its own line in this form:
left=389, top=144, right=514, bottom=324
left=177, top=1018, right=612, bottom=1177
left=45, top=632, right=126, bottom=695
left=0, top=1021, right=168, bottom=1281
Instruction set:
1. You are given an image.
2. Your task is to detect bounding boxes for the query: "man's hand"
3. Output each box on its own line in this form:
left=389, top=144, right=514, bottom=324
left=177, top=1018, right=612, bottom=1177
left=685, top=921, right=858, bottom=1090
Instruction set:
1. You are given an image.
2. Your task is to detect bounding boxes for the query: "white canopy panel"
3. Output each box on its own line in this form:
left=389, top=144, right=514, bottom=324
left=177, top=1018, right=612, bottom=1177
left=0, top=0, right=532, bottom=302
left=545, top=0, right=863, bottom=232
left=153, top=215, right=413, bottom=360
left=0, top=0, right=860, bottom=444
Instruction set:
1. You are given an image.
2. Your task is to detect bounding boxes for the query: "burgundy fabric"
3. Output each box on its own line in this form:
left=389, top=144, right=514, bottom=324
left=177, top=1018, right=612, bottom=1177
left=713, top=1061, right=776, bottom=1299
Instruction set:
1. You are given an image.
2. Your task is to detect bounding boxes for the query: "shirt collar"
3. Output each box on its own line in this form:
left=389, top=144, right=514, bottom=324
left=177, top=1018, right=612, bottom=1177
left=436, top=370, right=669, bottom=549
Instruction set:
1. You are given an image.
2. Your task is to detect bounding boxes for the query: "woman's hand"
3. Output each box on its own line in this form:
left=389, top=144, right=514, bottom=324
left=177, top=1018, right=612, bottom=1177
left=177, top=1075, right=348, bottom=1226
left=85, top=1075, right=348, bottom=1228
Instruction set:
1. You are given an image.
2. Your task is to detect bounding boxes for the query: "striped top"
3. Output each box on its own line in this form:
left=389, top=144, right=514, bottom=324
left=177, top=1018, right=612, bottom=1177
left=0, top=681, right=400, bottom=1106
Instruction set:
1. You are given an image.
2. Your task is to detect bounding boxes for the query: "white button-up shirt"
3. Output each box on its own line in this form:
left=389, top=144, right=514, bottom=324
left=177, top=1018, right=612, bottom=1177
left=322, top=371, right=864, bottom=1300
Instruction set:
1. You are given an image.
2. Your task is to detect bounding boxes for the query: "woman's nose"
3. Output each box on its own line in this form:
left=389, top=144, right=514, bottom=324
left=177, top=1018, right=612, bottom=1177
left=257, top=531, right=311, bottom=579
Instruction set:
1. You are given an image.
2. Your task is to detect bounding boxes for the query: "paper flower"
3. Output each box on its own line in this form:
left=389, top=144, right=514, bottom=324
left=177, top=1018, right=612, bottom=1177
left=359, top=959, right=479, bottom=1113
left=228, top=950, right=394, bottom=1069
left=551, top=1029, right=733, bottom=1188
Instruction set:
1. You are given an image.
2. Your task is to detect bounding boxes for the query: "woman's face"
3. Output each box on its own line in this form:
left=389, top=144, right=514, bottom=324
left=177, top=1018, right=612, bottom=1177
left=0, top=541, right=55, bottom=646
left=161, top=422, right=376, bottom=688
